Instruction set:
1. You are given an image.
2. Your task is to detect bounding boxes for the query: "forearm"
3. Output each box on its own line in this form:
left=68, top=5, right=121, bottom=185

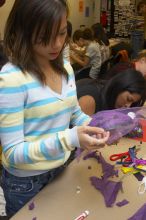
left=70, top=54, right=88, bottom=67
left=2, top=127, right=80, bottom=170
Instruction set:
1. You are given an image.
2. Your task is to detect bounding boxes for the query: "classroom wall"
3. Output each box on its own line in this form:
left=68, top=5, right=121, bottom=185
left=0, top=0, right=15, bottom=39
left=68, top=0, right=100, bottom=33
left=0, top=0, right=101, bottom=39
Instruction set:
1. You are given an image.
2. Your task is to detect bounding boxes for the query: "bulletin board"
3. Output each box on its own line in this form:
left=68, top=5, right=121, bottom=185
left=114, top=0, right=136, bottom=38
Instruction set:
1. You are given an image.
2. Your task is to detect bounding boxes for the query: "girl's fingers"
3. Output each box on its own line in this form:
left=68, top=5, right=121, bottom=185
left=85, top=126, right=105, bottom=134
left=88, top=131, right=110, bottom=146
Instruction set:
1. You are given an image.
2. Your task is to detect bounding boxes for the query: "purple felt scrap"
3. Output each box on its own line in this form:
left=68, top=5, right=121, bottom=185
left=98, top=153, right=119, bottom=179
left=83, top=150, right=99, bottom=161
left=28, top=201, right=35, bottom=210
left=75, top=148, right=84, bottom=161
left=90, top=176, right=122, bottom=207
left=128, top=203, right=146, bottom=220
left=116, top=199, right=129, bottom=207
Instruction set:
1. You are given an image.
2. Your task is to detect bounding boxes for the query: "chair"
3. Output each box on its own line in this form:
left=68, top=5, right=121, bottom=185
left=75, top=66, right=91, bottom=81
left=98, top=53, right=122, bottom=79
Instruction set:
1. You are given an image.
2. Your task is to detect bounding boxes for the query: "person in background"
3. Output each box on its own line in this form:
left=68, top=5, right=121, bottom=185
left=76, top=69, right=146, bottom=116
left=70, top=28, right=102, bottom=79
left=71, top=29, right=86, bottom=56
left=91, top=23, right=110, bottom=63
left=137, top=1, right=146, bottom=49
left=105, top=49, right=146, bottom=80
left=137, top=1, right=146, bottom=16
left=0, top=0, right=109, bottom=217
left=63, top=20, right=72, bottom=62
left=70, top=29, right=86, bottom=71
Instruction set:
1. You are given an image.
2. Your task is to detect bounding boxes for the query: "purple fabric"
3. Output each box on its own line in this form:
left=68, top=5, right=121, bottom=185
left=75, top=148, right=84, bottom=161
left=128, top=203, right=146, bottom=220
left=133, top=172, right=144, bottom=181
left=89, top=107, right=143, bottom=145
left=83, top=150, right=99, bottom=161
left=134, top=158, right=146, bottom=165
left=98, top=153, right=119, bottom=178
left=90, top=176, right=122, bottom=207
left=116, top=199, right=129, bottom=207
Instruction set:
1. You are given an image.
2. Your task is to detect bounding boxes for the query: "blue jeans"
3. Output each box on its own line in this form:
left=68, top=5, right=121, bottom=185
left=1, top=151, right=75, bottom=217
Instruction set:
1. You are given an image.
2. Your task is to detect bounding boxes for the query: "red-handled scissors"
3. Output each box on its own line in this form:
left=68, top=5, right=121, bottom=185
left=110, top=151, right=132, bottom=164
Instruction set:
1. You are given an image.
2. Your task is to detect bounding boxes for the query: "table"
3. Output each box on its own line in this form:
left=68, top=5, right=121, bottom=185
left=109, top=38, right=122, bottom=48
left=11, top=138, right=146, bottom=220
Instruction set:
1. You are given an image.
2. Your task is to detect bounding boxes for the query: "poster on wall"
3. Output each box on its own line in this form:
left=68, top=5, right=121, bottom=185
left=119, top=0, right=130, bottom=6
left=85, top=6, right=90, bottom=17
left=101, top=0, right=107, bottom=10
left=79, top=0, right=84, bottom=13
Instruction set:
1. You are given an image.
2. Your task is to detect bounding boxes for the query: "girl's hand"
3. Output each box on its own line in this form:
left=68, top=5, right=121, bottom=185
left=77, top=126, right=110, bottom=150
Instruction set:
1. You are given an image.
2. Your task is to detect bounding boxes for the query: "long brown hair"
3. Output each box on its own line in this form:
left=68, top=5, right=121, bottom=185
left=4, top=0, right=69, bottom=83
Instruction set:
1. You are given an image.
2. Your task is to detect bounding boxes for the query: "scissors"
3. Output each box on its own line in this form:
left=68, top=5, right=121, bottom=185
left=110, top=151, right=132, bottom=166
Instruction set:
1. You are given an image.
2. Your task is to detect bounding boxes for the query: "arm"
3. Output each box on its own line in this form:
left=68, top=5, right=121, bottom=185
left=78, top=95, right=96, bottom=116
left=70, top=43, right=86, bottom=56
left=70, top=53, right=89, bottom=67
left=0, top=66, right=109, bottom=171
left=0, top=72, right=85, bottom=170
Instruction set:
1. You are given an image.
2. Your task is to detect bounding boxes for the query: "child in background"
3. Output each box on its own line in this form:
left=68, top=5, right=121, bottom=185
left=70, top=28, right=102, bottom=79
left=0, top=0, right=109, bottom=217
left=63, top=20, right=72, bottom=62
left=70, top=29, right=86, bottom=71
left=91, top=23, right=110, bottom=64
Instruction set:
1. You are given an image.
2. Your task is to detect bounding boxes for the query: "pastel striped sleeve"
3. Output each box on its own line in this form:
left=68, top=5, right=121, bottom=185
left=0, top=73, right=80, bottom=170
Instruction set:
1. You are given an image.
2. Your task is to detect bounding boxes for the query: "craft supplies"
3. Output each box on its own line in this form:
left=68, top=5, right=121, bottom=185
left=74, top=210, right=89, bottom=220
left=76, top=186, right=81, bottom=194
left=110, top=151, right=131, bottom=166
left=89, top=107, right=144, bottom=145
left=89, top=106, right=146, bottom=144
left=138, top=176, right=146, bottom=194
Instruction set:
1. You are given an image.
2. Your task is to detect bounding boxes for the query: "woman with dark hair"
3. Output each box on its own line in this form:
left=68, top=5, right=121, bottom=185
left=91, top=23, right=110, bottom=63
left=76, top=69, right=146, bottom=116
left=91, top=23, right=109, bottom=46
left=0, top=0, right=109, bottom=217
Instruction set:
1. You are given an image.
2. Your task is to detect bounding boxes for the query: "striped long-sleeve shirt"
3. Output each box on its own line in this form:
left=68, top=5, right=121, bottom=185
left=0, top=61, right=90, bottom=177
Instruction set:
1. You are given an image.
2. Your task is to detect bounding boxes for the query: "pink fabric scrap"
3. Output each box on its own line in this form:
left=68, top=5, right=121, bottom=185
left=28, top=201, right=35, bottom=210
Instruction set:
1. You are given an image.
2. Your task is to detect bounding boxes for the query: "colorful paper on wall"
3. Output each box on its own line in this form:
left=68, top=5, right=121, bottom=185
left=85, top=6, right=89, bottom=17
left=79, top=0, right=84, bottom=12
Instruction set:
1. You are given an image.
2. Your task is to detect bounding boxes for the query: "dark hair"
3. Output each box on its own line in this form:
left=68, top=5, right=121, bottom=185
left=82, top=28, right=93, bottom=41
left=102, top=69, right=146, bottom=109
left=67, top=20, right=72, bottom=38
left=4, top=0, right=69, bottom=83
left=91, top=23, right=109, bottom=46
left=137, top=1, right=146, bottom=14
left=72, top=29, right=83, bottom=42
left=0, top=43, right=8, bottom=70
